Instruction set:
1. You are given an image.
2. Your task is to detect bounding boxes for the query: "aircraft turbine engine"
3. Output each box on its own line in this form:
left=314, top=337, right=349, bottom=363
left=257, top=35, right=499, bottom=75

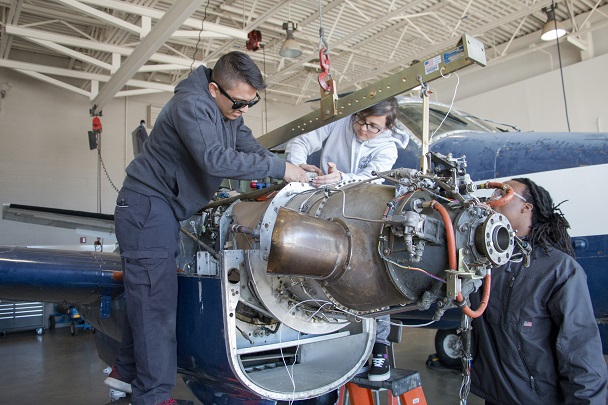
left=186, top=152, right=515, bottom=401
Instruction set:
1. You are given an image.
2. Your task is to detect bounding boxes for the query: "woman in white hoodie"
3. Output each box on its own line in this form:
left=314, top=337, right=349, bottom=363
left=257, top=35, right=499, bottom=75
left=285, top=97, right=408, bottom=382
left=285, top=97, right=408, bottom=188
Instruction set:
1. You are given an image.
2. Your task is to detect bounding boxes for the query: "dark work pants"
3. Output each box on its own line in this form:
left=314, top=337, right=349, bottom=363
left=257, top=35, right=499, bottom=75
left=113, top=188, right=180, bottom=405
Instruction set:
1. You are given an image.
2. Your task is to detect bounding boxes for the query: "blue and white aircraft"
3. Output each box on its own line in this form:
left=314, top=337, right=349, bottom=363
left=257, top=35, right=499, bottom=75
left=0, top=99, right=605, bottom=404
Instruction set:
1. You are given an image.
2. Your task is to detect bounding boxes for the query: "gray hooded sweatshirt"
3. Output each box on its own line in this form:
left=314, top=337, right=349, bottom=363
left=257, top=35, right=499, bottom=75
left=123, top=66, right=285, bottom=220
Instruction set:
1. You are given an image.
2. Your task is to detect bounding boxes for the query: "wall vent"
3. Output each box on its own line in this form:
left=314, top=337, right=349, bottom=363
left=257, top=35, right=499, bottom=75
left=147, top=104, right=163, bottom=127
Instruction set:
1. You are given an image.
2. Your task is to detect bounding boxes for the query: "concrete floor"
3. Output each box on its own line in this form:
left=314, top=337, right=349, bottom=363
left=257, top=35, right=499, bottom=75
left=0, top=325, right=487, bottom=405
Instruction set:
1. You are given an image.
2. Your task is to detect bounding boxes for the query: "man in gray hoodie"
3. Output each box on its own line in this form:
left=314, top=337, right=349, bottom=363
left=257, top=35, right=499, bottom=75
left=104, top=51, right=308, bottom=405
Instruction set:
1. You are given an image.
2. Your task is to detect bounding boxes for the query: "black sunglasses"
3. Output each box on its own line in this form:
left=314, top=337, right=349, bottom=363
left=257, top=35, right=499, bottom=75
left=211, top=80, right=261, bottom=110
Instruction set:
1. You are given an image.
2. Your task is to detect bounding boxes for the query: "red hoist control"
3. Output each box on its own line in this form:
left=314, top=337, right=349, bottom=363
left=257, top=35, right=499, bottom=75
left=92, top=117, right=102, bottom=134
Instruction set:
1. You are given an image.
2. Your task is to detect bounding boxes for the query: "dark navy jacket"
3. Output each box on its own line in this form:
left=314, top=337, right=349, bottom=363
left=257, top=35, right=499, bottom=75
left=123, top=66, right=285, bottom=220
left=470, top=246, right=607, bottom=404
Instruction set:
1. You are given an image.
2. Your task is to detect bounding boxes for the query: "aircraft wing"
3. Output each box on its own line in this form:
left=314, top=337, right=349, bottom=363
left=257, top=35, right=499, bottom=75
left=0, top=205, right=123, bottom=315
left=2, top=204, right=115, bottom=238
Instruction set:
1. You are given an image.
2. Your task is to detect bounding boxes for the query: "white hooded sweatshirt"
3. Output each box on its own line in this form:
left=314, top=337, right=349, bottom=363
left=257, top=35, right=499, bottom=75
left=285, top=115, right=409, bottom=183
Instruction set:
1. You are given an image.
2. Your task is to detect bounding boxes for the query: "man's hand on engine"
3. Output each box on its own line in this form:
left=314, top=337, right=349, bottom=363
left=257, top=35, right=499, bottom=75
left=284, top=162, right=310, bottom=183
left=298, top=163, right=323, bottom=176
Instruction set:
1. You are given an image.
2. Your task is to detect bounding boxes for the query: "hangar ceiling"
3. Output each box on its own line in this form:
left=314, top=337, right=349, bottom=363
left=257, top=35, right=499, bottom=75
left=1, top=0, right=607, bottom=111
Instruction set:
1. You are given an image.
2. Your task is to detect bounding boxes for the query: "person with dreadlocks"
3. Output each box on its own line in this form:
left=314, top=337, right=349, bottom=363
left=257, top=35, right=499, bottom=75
left=469, top=178, right=607, bottom=405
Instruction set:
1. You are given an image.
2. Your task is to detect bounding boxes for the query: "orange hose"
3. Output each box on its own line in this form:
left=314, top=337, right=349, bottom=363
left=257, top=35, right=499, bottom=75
left=483, top=181, right=514, bottom=208
left=456, top=273, right=491, bottom=318
left=429, top=200, right=490, bottom=318
left=429, top=200, right=456, bottom=270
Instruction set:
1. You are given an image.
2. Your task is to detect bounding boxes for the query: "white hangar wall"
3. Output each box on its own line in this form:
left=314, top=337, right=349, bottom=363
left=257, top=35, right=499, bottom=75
left=429, top=25, right=608, bottom=133
left=454, top=51, right=608, bottom=132
left=0, top=65, right=308, bottom=248
left=1, top=25, right=606, bottom=248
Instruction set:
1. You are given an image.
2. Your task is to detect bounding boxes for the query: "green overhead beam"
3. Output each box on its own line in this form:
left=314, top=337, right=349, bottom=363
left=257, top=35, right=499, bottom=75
left=258, top=34, right=486, bottom=149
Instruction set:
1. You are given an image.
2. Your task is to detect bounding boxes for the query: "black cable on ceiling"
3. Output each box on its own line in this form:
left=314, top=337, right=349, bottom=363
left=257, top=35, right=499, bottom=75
left=190, top=0, right=210, bottom=72
left=552, top=0, right=571, bottom=132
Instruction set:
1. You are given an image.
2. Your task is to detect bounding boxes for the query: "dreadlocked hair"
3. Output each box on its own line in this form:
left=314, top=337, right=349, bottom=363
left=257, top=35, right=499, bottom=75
left=512, top=178, right=575, bottom=258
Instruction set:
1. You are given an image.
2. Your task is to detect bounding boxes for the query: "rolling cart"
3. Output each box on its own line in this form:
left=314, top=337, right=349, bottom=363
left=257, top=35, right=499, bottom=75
left=0, top=300, right=45, bottom=336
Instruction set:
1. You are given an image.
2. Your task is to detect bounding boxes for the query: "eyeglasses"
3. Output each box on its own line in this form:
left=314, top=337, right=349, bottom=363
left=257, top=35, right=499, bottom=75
left=354, top=113, right=385, bottom=134
left=491, top=188, right=528, bottom=203
left=211, top=80, right=261, bottom=110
